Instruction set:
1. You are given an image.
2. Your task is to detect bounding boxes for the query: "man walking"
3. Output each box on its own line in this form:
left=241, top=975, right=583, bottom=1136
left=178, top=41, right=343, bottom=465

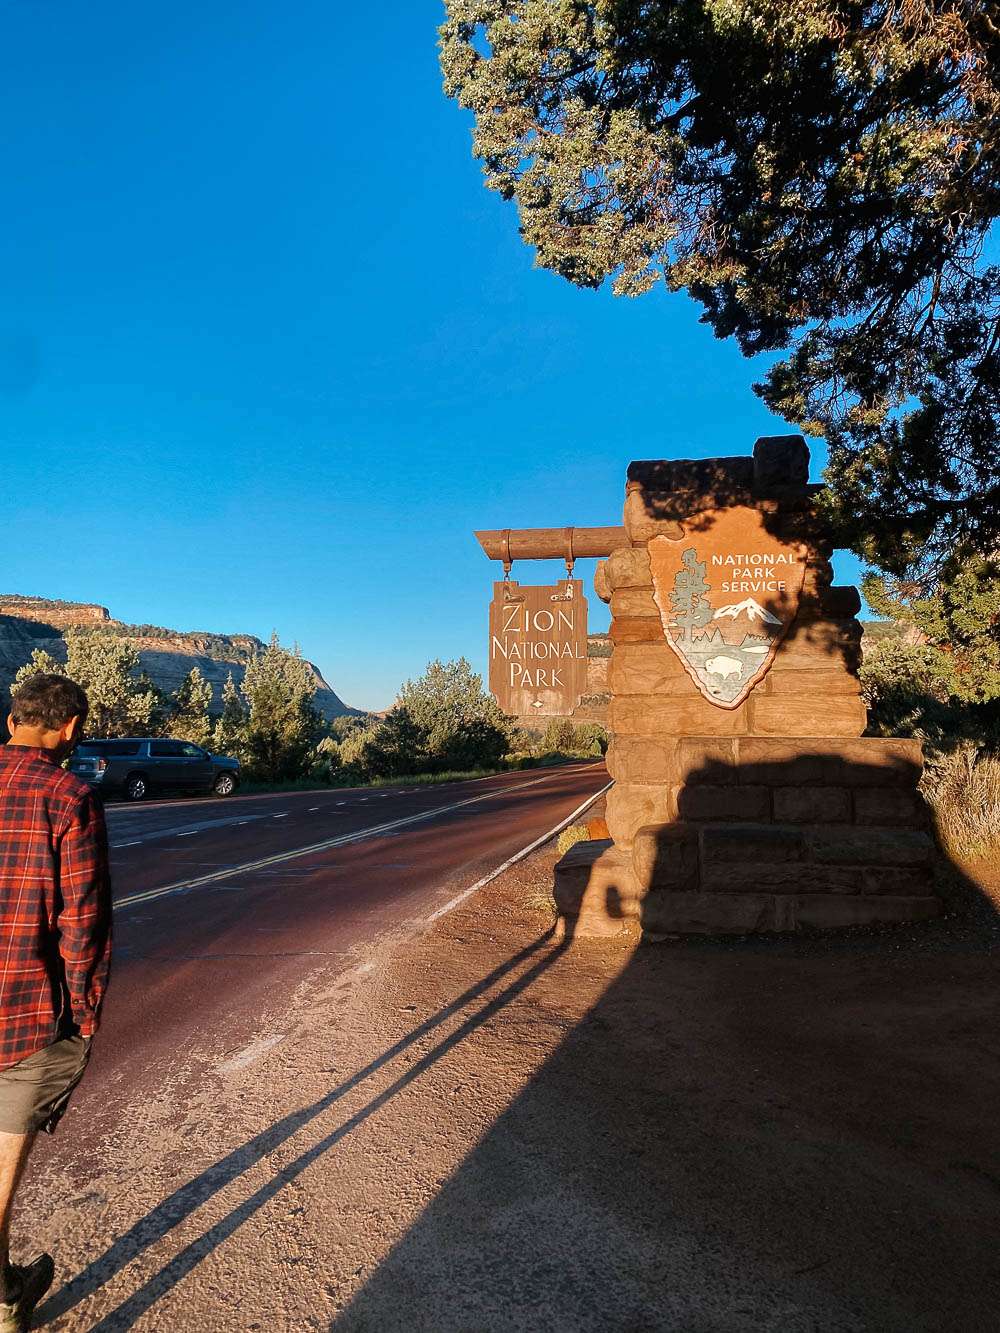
left=0, top=674, right=112, bottom=1330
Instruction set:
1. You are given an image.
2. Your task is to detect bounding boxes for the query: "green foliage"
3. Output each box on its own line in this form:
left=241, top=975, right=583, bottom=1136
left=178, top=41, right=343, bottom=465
left=212, top=672, right=248, bottom=758
left=167, top=667, right=214, bottom=746
left=345, top=707, right=429, bottom=780
left=240, top=634, right=324, bottom=782
left=13, top=629, right=160, bottom=737
left=863, top=561, right=1000, bottom=704
left=572, top=722, right=609, bottom=756
left=398, top=657, right=515, bottom=773
left=860, top=556, right=1000, bottom=750
left=440, top=1, right=1000, bottom=573
left=333, top=659, right=516, bottom=782
left=541, top=718, right=576, bottom=754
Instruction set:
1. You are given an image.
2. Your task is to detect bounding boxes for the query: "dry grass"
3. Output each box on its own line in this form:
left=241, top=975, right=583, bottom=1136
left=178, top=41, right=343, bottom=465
left=921, top=745, right=1000, bottom=861
left=556, top=823, right=591, bottom=856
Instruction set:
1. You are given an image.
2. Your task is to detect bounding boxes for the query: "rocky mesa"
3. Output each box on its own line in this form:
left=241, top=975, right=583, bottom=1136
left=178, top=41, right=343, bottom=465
left=0, top=595, right=358, bottom=722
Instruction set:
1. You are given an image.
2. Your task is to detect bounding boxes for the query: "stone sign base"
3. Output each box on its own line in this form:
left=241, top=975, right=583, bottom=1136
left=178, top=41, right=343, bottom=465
left=555, top=736, right=941, bottom=936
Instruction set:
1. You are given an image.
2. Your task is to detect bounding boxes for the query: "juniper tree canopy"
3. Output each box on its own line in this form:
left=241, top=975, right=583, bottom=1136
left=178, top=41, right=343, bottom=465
left=439, top=1, right=1000, bottom=573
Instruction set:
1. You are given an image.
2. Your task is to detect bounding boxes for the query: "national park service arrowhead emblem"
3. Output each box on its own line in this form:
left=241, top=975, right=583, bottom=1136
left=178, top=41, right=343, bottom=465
left=649, top=508, right=807, bottom=708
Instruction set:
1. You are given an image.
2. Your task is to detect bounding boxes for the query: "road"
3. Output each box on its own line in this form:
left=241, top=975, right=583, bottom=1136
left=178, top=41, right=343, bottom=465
left=41, top=762, right=609, bottom=1165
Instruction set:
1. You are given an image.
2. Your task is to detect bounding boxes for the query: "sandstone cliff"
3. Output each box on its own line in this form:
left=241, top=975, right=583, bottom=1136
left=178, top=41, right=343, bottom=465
left=0, top=596, right=357, bottom=722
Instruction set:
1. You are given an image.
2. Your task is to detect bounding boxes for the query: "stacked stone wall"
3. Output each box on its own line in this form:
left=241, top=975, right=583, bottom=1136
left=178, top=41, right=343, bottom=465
left=555, top=435, right=940, bottom=936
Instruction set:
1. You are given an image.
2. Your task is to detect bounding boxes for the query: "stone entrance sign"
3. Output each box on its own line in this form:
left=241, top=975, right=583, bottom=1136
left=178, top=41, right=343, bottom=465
left=489, top=578, right=588, bottom=717
left=649, top=507, right=807, bottom=708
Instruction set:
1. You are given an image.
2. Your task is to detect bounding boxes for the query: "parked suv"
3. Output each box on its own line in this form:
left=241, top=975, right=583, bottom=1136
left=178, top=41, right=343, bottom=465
left=68, top=739, right=241, bottom=801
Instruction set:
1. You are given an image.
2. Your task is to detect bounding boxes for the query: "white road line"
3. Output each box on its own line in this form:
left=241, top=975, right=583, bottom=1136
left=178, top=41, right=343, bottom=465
left=217, top=1034, right=286, bottom=1073
left=110, top=841, right=141, bottom=849
left=273, top=813, right=288, bottom=819
left=308, top=807, right=320, bottom=812
left=426, top=782, right=613, bottom=924
left=115, top=774, right=557, bottom=912
left=176, top=831, right=199, bottom=838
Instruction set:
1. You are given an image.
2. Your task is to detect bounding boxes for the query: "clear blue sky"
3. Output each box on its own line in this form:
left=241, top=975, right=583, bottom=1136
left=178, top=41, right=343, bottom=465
left=0, top=0, right=861, bottom=711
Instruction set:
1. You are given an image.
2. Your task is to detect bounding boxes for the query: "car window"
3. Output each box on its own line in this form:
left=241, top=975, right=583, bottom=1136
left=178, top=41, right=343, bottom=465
left=101, top=741, right=142, bottom=757
left=149, top=741, right=185, bottom=757
left=180, top=744, right=206, bottom=758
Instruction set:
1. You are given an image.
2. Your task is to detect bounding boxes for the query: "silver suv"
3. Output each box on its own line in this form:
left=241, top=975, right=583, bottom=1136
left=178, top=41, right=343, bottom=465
left=68, top=738, right=241, bottom=801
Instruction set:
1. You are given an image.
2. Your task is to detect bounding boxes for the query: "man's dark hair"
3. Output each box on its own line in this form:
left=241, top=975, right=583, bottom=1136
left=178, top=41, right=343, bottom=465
left=9, top=674, right=89, bottom=730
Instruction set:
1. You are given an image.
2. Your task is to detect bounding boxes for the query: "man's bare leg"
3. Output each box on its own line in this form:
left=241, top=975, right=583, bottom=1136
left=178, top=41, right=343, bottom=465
left=0, top=1133, right=35, bottom=1303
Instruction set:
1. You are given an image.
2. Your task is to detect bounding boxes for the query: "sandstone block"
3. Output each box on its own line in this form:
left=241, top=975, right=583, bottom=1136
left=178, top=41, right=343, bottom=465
left=610, top=618, right=663, bottom=645
left=587, top=656, right=609, bottom=689
left=778, top=618, right=863, bottom=668
left=627, top=455, right=755, bottom=494
left=801, top=562, right=835, bottom=596
left=853, top=789, right=929, bottom=828
left=593, top=560, right=611, bottom=604
left=640, top=891, right=938, bottom=934
left=606, top=782, right=677, bottom=849
left=792, top=895, right=939, bottom=928
left=752, top=434, right=810, bottom=490
left=610, top=587, right=661, bottom=618
left=675, top=738, right=739, bottom=785
left=610, top=695, right=751, bottom=738
left=632, top=822, right=700, bottom=890
left=701, top=824, right=802, bottom=862
left=605, top=544, right=652, bottom=590
left=749, top=695, right=867, bottom=738
left=799, top=585, right=863, bottom=619
left=701, top=863, right=860, bottom=893
left=773, top=786, right=852, bottom=824
left=806, top=826, right=934, bottom=867
left=736, top=738, right=923, bottom=788
left=606, top=737, right=674, bottom=784
left=677, top=785, right=771, bottom=822
left=764, top=669, right=861, bottom=698
left=860, top=866, right=933, bottom=896
left=609, top=643, right=688, bottom=696
left=553, top=841, right=641, bottom=936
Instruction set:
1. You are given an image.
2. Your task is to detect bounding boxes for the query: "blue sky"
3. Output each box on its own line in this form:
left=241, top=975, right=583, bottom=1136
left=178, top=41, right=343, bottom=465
left=0, top=0, right=861, bottom=710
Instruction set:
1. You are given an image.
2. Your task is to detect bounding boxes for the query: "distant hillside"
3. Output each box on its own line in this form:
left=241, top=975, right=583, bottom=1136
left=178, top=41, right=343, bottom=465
left=0, top=595, right=359, bottom=722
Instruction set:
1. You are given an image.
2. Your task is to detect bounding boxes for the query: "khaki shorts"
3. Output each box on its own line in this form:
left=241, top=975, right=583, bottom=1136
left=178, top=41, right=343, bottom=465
left=0, top=1036, right=92, bottom=1136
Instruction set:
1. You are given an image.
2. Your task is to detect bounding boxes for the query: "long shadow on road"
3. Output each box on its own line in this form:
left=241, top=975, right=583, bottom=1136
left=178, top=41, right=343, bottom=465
left=37, top=930, right=569, bottom=1330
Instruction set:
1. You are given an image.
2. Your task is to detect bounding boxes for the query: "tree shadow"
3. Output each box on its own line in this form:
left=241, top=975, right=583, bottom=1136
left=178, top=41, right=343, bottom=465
left=332, top=749, right=999, bottom=1331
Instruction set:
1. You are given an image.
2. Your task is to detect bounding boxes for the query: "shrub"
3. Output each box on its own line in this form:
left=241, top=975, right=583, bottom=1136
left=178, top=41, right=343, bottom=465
left=921, top=745, right=1000, bottom=861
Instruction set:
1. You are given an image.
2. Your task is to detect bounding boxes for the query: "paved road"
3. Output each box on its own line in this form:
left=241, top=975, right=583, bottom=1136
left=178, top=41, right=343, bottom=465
left=48, top=762, right=609, bottom=1157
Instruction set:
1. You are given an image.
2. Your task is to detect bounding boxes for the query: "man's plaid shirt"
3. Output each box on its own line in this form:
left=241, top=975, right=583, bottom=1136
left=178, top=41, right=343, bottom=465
left=0, top=745, right=112, bottom=1070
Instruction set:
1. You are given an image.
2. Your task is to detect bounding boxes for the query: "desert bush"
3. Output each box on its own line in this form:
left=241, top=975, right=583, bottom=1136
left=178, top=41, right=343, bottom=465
left=921, top=745, right=1000, bottom=861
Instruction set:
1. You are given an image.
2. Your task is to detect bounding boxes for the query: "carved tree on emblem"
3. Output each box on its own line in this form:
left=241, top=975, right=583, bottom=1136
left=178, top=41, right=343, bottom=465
left=670, top=549, right=713, bottom=646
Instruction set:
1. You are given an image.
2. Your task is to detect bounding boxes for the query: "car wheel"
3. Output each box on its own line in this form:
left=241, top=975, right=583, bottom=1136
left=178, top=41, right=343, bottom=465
left=213, top=772, right=237, bottom=797
left=124, top=773, right=148, bottom=802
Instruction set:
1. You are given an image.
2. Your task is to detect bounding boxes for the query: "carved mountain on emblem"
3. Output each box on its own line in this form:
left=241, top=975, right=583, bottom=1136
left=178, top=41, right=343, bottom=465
left=713, top=598, right=782, bottom=625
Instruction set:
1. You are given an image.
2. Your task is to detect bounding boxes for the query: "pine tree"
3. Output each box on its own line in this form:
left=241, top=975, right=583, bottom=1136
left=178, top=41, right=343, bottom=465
left=440, top=1, right=1000, bottom=573
left=13, top=630, right=159, bottom=737
left=168, top=667, right=214, bottom=746
left=670, top=550, right=713, bottom=646
left=241, top=634, right=324, bottom=782
left=212, top=672, right=248, bottom=758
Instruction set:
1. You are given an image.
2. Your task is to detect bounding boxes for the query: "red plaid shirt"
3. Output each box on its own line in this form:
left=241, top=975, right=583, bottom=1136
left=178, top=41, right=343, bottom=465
left=0, top=745, right=112, bottom=1070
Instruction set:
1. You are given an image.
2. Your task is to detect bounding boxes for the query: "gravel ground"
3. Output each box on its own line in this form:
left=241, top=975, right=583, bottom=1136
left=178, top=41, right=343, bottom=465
left=27, top=802, right=1000, bottom=1330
